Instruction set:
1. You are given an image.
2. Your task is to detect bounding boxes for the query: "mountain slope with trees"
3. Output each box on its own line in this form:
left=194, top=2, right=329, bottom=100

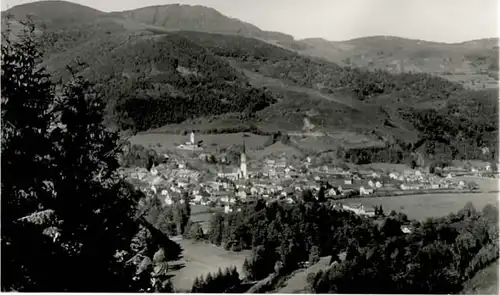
left=2, top=1, right=497, bottom=163
left=1, top=18, right=182, bottom=292
left=203, top=192, right=499, bottom=294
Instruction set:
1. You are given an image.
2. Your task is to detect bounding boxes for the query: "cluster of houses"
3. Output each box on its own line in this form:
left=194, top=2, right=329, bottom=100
left=332, top=202, right=376, bottom=217
left=122, top=145, right=487, bottom=218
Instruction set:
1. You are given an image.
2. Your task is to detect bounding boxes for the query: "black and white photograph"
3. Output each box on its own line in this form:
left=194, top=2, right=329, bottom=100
left=1, top=0, right=499, bottom=293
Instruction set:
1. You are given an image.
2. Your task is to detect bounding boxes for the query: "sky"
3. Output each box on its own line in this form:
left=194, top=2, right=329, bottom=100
left=2, top=0, right=498, bottom=42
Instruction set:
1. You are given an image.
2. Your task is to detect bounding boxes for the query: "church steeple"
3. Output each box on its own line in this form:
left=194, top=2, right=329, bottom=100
left=240, top=139, right=247, bottom=179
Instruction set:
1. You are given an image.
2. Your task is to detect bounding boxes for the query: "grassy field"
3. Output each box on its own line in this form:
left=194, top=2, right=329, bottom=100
left=340, top=193, right=499, bottom=220
left=190, top=205, right=219, bottom=233
left=461, top=260, right=499, bottom=295
left=452, top=176, right=499, bottom=192
left=277, top=256, right=332, bottom=293
left=358, top=162, right=410, bottom=173
left=129, top=132, right=270, bottom=153
left=170, top=239, right=250, bottom=292
left=249, top=142, right=304, bottom=160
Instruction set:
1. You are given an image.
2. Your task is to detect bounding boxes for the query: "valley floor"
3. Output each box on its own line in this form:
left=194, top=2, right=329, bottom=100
left=170, top=238, right=250, bottom=292
left=340, top=192, right=498, bottom=221
left=461, top=260, right=499, bottom=295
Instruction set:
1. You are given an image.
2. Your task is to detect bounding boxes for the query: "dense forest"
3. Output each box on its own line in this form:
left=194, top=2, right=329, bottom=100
left=38, top=30, right=280, bottom=132
left=174, top=31, right=498, bottom=162
left=3, top=7, right=498, bottom=163
left=1, top=19, right=183, bottom=292
left=203, top=190, right=499, bottom=293
left=10, top=20, right=495, bottom=163
left=176, top=31, right=462, bottom=102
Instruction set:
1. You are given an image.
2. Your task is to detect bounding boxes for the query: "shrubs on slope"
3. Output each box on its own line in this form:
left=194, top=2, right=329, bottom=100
left=204, top=190, right=498, bottom=294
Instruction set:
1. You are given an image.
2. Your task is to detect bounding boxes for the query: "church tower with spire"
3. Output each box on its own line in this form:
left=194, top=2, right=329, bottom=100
left=240, top=140, right=248, bottom=179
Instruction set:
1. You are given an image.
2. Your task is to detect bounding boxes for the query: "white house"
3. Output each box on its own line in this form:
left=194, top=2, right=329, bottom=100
left=375, top=181, right=382, bottom=188
left=327, top=188, right=337, bottom=197
left=359, top=186, right=374, bottom=195
left=250, top=187, right=259, bottom=195
left=237, top=189, right=247, bottom=199
left=193, top=194, right=203, bottom=203
left=401, top=225, right=412, bottom=234
left=363, top=207, right=376, bottom=217
left=458, top=180, right=466, bottom=188
left=164, top=196, right=173, bottom=206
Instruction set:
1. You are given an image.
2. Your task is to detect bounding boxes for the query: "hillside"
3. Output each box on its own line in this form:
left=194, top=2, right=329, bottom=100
left=2, top=0, right=497, bottom=89
left=110, top=4, right=294, bottom=42
left=1, top=0, right=104, bottom=22
left=277, top=36, right=499, bottom=90
left=2, top=0, right=498, bottom=163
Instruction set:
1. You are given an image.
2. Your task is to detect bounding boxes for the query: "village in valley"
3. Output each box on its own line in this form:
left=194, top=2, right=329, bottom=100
left=120, top=131, right=500, bottom=233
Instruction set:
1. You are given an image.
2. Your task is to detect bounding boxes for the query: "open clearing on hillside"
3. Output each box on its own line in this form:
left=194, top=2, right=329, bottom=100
left=190, top=205, right=219, bottom=233
left=170, top=239, right=250, bottom=292
left=277, top=256, right=332, bottom=293
left=358, top=162, right=410, bottom=173
left=461, top=260, right=499, bottom=295
left=249, top=142, right=304, bottom=159
left=340, top=193, right=498, bottom=220
left=129, top=132, right=270, bottom=152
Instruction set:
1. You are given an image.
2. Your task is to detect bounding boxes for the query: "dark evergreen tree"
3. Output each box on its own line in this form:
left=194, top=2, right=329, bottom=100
left=309, top=245, right=320, bottom=264
left=1, top=18, right=181, bottom=292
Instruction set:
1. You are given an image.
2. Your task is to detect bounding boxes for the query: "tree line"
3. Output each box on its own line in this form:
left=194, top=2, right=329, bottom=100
left=191, top=266, right=241, bottom=293
left=1, top=19, right=183, bottom=292
left=203, top=188, right=499, bottom=293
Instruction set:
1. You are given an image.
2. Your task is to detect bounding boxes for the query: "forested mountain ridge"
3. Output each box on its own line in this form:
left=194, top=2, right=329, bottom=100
left=109, top=4, right=294, bottom=42
left=278, top=36, right=499, bottom=90
left=3, top=0, right=497, bottom=90
left=2, top=0, right=498, bottom=163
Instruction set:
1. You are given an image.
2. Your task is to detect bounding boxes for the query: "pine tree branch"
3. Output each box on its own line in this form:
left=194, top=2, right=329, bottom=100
left=17, top=209, right=56, bottom=225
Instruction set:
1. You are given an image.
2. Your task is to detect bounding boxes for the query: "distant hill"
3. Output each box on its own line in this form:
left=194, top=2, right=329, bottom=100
left=1, top=0, right=498, bottom=163
left=277, top=36, right=499, bottom=90
left=1, top=0, right=105, bottom=23
left=110, top=4, right=294, bottom=42
left=2, top=1, right=496, bottom=90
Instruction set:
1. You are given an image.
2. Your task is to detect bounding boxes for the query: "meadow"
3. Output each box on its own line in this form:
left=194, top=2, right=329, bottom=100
left=170, top=239, right=250, bottom=292
left=277, top=256, right=332, bottom=293
left=452, top=176, right=499, bottom=192
left=460, top=260, right=499, bottom=295
left=340, top=192, right=499, bottom=220
left=129, top=132, right=270, bottom=153
left=190, top=204, right=218, bottom=233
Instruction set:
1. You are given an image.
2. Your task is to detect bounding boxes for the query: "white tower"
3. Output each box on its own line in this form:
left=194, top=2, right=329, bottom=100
left=240, top=141, right=248, bottom=179
left=190, top=131, right=195, bottom=145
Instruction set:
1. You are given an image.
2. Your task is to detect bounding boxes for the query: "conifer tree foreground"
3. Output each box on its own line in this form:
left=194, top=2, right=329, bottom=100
left=1, top=17, right=180, bottom=292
